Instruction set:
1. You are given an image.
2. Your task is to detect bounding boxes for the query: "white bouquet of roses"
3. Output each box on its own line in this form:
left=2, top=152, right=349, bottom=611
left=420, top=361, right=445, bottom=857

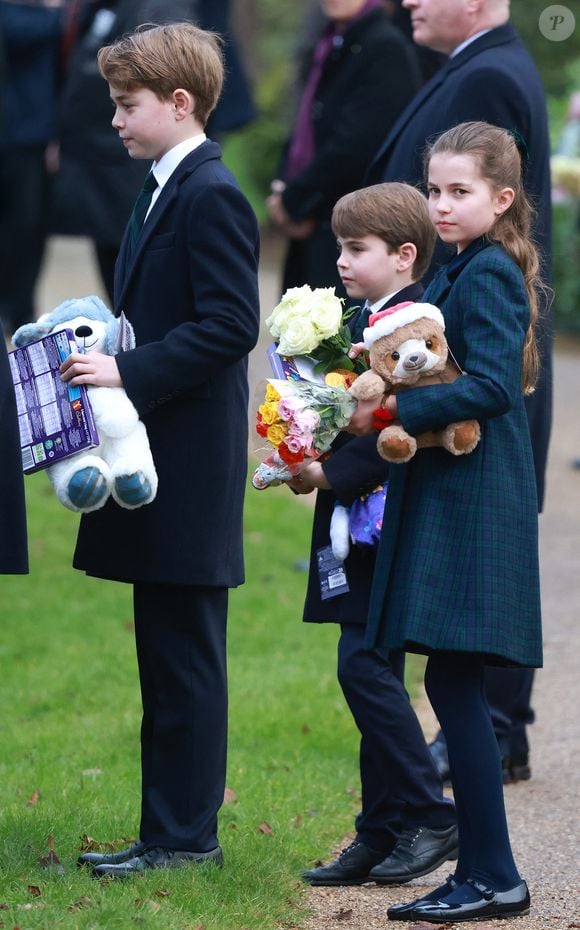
left=266, top=285, right=367, bottom=380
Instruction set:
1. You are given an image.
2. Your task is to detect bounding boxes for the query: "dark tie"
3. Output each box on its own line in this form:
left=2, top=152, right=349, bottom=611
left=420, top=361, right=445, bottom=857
left=129, top=171, right=158, bottom=250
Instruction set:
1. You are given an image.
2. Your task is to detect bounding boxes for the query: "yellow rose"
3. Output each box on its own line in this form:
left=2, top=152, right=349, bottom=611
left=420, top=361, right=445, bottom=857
left=267, top=423, right=288, bottom=446
left=259, top=401, right=281, bottom=425
left=265, top=383, right=281, bottom=403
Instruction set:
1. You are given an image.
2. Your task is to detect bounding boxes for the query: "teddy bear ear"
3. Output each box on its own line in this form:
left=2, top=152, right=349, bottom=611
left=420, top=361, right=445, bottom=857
left=11, top=319, right=54, bottom=347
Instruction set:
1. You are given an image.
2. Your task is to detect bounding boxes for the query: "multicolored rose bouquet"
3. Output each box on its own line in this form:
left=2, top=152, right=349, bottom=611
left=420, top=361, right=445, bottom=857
left=266, top=285, right=367, bottom=382
left=252, top=379, right=356, bottom=489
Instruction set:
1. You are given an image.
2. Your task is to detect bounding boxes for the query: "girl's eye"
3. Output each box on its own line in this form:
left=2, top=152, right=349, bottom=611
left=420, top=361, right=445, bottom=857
left=391, top=351, right=400, bottom=361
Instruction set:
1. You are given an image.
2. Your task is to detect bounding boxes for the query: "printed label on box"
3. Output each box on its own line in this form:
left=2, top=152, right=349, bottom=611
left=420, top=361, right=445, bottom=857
left=9, top=329, right=100, bottom=473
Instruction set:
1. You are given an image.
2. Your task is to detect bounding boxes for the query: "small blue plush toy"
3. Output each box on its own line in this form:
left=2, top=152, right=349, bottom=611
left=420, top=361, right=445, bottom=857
left=13, top=296, right=158, bottom=514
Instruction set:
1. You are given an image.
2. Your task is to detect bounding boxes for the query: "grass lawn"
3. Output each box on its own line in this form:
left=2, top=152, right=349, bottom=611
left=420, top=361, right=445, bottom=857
left=0, top=470, right=423, bottom=930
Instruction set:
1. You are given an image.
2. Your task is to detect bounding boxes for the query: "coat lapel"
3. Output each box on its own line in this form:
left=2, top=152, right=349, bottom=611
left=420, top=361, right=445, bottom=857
left=115, top=141, right=223, bottom=311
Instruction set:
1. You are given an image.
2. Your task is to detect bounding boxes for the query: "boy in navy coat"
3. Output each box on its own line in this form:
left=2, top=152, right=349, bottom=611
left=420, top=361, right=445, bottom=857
left=61, top=23, right=260, bottom=877
left=289, top=184, right=457, bottom=886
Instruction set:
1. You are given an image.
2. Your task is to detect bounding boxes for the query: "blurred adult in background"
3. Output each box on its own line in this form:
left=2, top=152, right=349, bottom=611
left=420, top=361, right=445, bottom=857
left=0, top=0, right=67, bottom=337
left=52, top=0, right=255, bottom=302
left=266, top=0, right=421, bottom=297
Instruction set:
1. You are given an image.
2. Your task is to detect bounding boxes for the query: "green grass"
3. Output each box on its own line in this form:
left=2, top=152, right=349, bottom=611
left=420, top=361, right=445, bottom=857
left=0, top=470, right=423, bottom=929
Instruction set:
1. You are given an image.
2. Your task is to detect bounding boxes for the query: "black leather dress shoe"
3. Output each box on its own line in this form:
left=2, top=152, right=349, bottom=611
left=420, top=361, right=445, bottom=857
left=92, top=844, right=223, bottom=878
left=369, top=824, right=458, bottom=884
left=503, top=754, right=532, bottom=784
left=387, top=875, right=459, bottom=920
left=77, top=840, right=146, bottom=868
left=411, top=878, right=530, bottom=923
left=301, top=840, right=388, bottom=886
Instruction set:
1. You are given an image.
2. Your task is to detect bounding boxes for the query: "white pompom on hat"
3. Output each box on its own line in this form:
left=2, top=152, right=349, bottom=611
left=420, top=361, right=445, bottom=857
left=363, top=301, right=445, bottom=348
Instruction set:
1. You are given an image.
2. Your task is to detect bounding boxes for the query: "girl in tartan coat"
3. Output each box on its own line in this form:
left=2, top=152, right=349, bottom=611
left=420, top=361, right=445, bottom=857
left=350, top=122, right=544, bottom=923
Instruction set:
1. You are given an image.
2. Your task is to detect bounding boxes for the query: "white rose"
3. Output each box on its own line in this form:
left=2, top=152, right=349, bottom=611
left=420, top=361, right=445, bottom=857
left=309, top=289, right=343, bottom=339
left=277, top=317, right=319, bottom=356
left=266, top=286, right=314, bottom=337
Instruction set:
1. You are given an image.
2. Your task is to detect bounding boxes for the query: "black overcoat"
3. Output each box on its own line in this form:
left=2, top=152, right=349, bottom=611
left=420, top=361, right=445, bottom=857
left=367, top=23, right=553, bottom=510
left=73, top=142, right=260, bottom=586
left=0, top=339, right=27, bottom=573
left=279, top=7, right=421, bottom=293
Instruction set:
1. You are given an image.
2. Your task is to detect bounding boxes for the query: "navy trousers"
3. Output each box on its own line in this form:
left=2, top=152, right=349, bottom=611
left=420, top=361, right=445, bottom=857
left=133, top=582, right=228, bottom=852
left=338, top=624, right=455, bottom=852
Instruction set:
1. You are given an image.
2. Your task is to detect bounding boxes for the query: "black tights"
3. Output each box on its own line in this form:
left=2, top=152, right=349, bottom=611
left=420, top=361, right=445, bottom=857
left=425, top=652, right=521, bottom=890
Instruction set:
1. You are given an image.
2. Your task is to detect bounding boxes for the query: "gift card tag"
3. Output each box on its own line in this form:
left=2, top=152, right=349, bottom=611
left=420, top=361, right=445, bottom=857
left=114, top=312, right=134, bottom=353
left=317, top=545, right=349, bottom=600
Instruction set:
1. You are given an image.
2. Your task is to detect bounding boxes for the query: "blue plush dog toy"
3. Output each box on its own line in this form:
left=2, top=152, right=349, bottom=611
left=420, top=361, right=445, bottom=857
left=13, top=296, right=158, bottom=513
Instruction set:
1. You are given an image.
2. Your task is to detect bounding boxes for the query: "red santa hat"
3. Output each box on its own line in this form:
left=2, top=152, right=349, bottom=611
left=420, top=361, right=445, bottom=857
left=363, top=301, right=445, bottom=348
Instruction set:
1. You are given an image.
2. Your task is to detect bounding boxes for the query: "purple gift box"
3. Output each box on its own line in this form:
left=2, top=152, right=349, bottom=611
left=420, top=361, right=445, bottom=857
left=9, top=329, right=99, bottom=474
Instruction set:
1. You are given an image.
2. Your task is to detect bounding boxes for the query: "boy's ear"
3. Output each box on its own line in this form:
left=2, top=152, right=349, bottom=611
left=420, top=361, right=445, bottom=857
left=397, top=242, right=417, bottom=272
left=172, top=88, right=195, bottom=120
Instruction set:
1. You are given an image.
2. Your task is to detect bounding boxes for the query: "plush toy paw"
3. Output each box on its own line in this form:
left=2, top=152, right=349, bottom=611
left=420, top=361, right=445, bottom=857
left=67, top=466, right=111, bottom=511
left=378, top=425, right=417, bottom=463
left=113, top=472, right=155, bottom=509
left=442, top=420, right=482, bottom=455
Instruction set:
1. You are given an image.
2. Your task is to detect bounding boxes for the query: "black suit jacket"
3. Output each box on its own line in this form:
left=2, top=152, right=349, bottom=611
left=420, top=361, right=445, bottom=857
left=0, top=340, right=27, bottom=573
left=367, top=23, right=552, bottom=510
left=73, top=141, right=260, bottom=586
left=303, top=282, right=424, bottom=625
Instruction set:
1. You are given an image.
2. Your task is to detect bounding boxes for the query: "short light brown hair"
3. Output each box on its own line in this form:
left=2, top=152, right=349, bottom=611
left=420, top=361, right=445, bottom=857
left=97, top=23, right=224, bottom=127
left=331, top=183, right=436, bottom=281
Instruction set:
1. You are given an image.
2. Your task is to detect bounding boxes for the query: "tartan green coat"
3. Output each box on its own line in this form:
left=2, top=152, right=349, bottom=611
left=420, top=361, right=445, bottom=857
left=366, top=239, right=542, bottom=667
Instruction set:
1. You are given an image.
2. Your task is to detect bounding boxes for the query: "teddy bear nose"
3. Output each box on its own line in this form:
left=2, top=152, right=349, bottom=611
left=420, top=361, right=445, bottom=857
left=75, top=325, right=93, bottom=338
left=403, top=352, right=427, bottom=370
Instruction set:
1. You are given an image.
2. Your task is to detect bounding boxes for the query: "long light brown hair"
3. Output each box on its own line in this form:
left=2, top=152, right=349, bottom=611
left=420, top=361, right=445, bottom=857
left=425, top=121, right=544, bottom=394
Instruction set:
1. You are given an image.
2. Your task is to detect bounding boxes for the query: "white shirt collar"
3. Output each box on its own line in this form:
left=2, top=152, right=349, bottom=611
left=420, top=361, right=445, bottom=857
left=450, top=28, right=492, bottom=58
left=146, top=133, right=206, bottom=217
left=368, top=289, right=401, bottom=314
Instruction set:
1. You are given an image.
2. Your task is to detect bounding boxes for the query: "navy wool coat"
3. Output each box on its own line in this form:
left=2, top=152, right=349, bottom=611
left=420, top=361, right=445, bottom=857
left=73, top=142, right=260, bottom=586
left=367, top=23, right=553, bottom=512
left=366, top=240, right=542, bottom=668
left=0, top=340, right=27, bottom=573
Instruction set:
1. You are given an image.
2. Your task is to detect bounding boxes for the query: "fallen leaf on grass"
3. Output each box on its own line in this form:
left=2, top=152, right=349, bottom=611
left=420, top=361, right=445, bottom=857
left=333, top=907, right=353, bottom=921
left=26, top=791, right=41, bottom=807
left=154, top=889, right=171, bottom=898
left=38, top=835, right=65, bottom=874
left=293, top=814, right=303, bottom=828
left=301, top=724, right=311, bottom=734
left=27, top=886, right=41, bottom=898
left=258, top=822, right=275, bottom=836
left=68, top=897, right=92, bottom=911
left=223, top=787, right=237, bottom=804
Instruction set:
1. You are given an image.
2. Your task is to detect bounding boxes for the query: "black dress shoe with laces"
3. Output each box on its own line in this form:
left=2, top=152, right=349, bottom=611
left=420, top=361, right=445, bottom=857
left=369, top=824, right=458, bottom=884
left=77, top=840, right=146, bottom=868
left=301, top=840, right=388, bottom=886
left=412, top=878, right=530, bottom=923
left=92, top=844, right=223, bottom=878
left=387, top=875, right=459, bottom=920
